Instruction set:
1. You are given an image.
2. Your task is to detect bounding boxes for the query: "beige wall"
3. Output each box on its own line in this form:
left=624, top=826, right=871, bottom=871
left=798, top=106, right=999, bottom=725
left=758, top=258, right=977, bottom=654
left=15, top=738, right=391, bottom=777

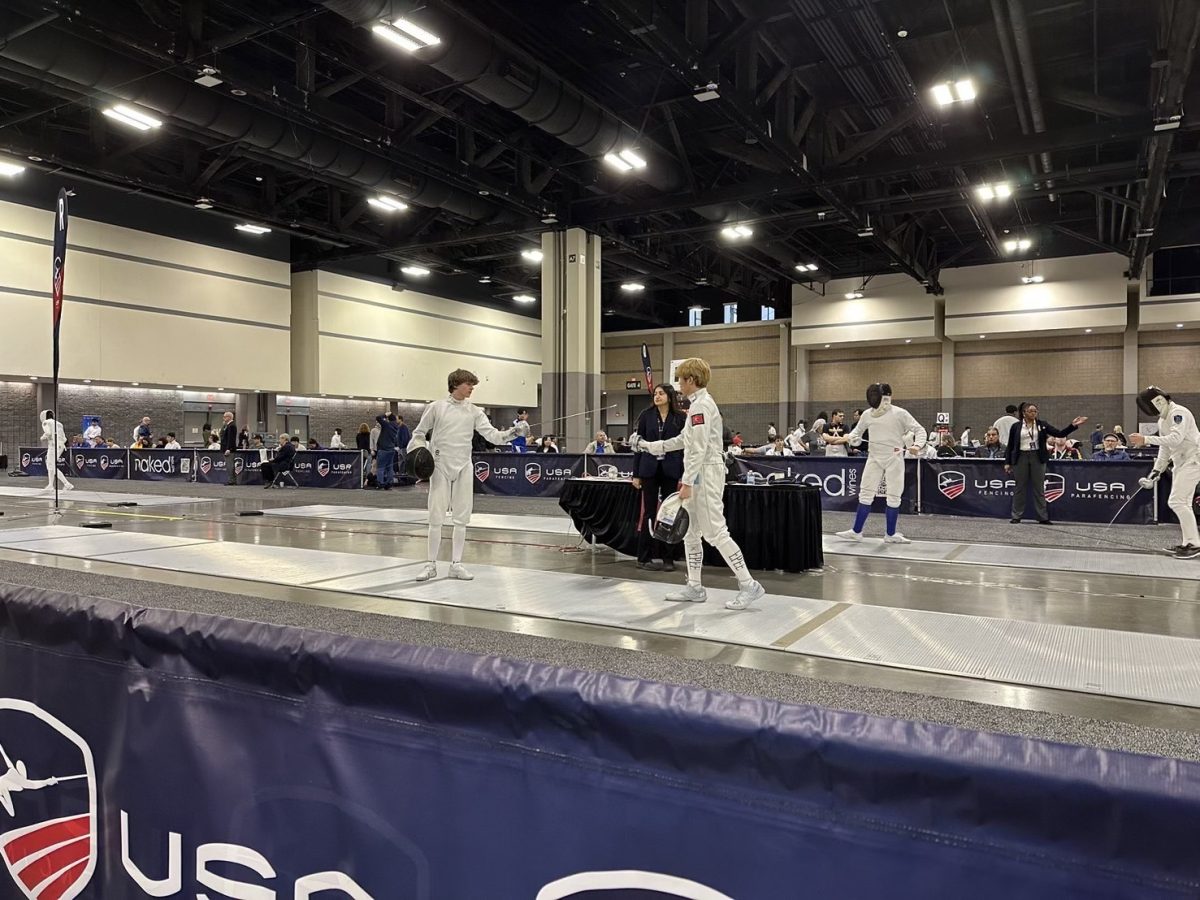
left=956, top=334, right=1124, bottom=397
left=808, top=342, right=941, bottom=404
left=601, top=333, right=663, bottom=394
left=0, top=198, right=290, bottom=390
left=310, top=270, right=541, bottom=405
left=1139, top=330, right=1200, bottom=392
left=673, top=324, right=781, bottom=403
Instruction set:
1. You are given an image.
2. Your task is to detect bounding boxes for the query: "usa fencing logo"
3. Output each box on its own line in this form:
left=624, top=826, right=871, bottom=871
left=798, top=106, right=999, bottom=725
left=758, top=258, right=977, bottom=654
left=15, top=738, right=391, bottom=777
left=938, top=470, right=966, bottom=500
left=525, top=462, right=541, bottom=485
left=316, top=459, right=331, bottom=479
left=0, top=700, right=96, bottom=900
left=198, top=456, right=212, bottom=476
left=1044, top=473, right=1065, bottom=503
left=233, top=457, right=245, bottom=475
left=20, top=455, right=30, bottom=469
left=98, top=457, right=108, bottom=472
left=474, top=461, right=491, bottom=482
left=72, top=456, right=84, bottom=472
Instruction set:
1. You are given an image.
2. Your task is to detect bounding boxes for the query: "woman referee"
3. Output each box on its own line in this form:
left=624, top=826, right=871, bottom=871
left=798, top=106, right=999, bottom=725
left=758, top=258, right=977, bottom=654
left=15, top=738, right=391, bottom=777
left=631, top=384, right=686, bottom=571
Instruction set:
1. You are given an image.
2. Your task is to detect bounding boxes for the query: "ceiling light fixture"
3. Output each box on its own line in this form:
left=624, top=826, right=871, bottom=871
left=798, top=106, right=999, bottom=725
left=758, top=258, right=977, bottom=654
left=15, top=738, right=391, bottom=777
left=931, top=78, right=977, bottom=106
left=720, top=224, right=754, bottom=240
left=400, top=265, right=430, bottom=276
left=131, top=382, right=139, bottom=386
left=1085, top=328, right=1093, bottom=334
left=102, top=103, right=162, bottom=131
left=372, top=17, right=441, bottom=52
left=541, top=215, right=558, bottom=224
left=176, top=385, right=184, bottom=389
left=368, top=194, right=408, bottom=212
left=795, top=262, right=819, bottom=272
left=26, top=155, right=42, bottom=162
left=235, top=223, right=271, bottom=235
left=194, top=66, right=223, bottom=87
left=620, top=282, right=645, bottom=293
left=1020, top=274, right=1044, bottom=284
left=521, top=248, right=543, bottom=263
left=845, top=290, right=864, bottom=300
left=0, top=157, right=26, bottom=177
left=29, top=376, right=36, bottom=381
left=513, top=294, right=537, bottom=304
left=478, top=275, right=492, bottom=284
left=1177, top=323, right=1184, bottom=328
left=1002, top=237, right=1032, bottom=253
left=194, top=197, right=214, bottom=210
left=978, top=334, right=987, bottom=339
left=857, top=226, right=875, bottom=238
left=904, top=339, right=912, bottom=343
left=603, top=149, right=647, bottom=172
left=694, top=83, right=720, bottom=102
left=975, top=182, right=1012, bottom=202
left=83, top=379, right=91, bottom=384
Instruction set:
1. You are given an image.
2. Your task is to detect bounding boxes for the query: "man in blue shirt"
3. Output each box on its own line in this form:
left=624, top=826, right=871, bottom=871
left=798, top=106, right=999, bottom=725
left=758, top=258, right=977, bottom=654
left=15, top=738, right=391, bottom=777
left=375, top=413, right=401, bottom=490
left=1093, top=433, right=1131, bottom=461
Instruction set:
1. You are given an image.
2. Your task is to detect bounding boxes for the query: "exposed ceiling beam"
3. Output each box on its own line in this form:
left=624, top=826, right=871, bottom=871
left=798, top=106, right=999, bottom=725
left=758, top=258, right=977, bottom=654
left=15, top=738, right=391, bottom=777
left=1043, top=86, right=1145, bottom=119
left=832, top=104, right=924, bottom=166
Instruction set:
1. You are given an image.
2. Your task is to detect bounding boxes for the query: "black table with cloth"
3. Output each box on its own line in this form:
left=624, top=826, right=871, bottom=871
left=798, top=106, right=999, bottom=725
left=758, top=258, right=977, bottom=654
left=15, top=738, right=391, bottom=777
left=558, top=478, right=823, bottom=572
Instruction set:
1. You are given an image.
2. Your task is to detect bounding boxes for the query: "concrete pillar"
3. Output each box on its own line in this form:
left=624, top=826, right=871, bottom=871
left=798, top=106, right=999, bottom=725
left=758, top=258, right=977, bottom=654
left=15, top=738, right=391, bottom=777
left=234, top=392, right=255, bottom=434
left=792, top=345, right=809, bottom=425
left=777, top=323, right=790, bottom=431
left=662, top=331, right=674, bottom=386
left=290, top=270, right=320, bottom=396
left=941, top=339, right=956, bottom=425
left=1123, top=281, right=1140, bottom=431
left=541, top=228, right=601, bottom=452
left=262, top=393, right=279, bottom=437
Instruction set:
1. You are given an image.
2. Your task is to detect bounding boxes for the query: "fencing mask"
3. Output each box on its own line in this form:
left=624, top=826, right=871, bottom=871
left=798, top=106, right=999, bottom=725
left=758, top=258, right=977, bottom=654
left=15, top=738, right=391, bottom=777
left=652, top=491, right=690, bottom=544
left=866, top=382, right=892, bottom=411
left=405, top=446, right=435, bottom=480
left=1137, top=386, right=1170, bottom=418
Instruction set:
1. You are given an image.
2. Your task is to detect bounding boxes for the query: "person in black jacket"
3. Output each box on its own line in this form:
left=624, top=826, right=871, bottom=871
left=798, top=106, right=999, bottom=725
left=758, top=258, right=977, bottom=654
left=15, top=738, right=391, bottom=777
left=264, top=432, right=297, bottom=488
left=1005, top=401, right=1088, bottom=524
left=631, top=384, right=686, bottom=571
left=219, top=411, right=238, bottom=485
left=375, top=413, right=401, bottom=490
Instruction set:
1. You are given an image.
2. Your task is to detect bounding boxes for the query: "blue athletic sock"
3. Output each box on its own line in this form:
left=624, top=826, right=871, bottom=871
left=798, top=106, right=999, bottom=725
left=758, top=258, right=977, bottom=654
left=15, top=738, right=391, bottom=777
left=885, top=506, right=899, bottom=536
left=853, top=503, right=871, bottom=533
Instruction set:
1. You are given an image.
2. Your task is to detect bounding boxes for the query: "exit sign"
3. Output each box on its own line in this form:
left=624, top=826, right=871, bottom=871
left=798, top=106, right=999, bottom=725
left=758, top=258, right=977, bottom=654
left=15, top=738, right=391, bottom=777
left=626, top=379, right=642, bottom=390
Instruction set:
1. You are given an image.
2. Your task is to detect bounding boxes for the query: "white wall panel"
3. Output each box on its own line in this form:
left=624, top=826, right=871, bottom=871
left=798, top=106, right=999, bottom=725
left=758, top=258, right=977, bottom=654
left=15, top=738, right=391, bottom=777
left=312, top=270, right=541, bottom=405
left=0, top=198, right=290, bottom=389
left=791, top=276, right=938, bottom=348
left=942, top=254, right=1128, bottom=338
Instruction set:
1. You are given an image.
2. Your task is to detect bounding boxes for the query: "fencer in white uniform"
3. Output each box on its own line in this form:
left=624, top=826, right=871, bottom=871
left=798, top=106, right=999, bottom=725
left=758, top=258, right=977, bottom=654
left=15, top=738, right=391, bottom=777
left=40, top=410, right=73, bottom=492
left=407, top=369, right=516, bottom=582
left=1129, top=386, right=1200, bottom=558
left=633, top=357, right=765, bottom=611
left=836, top=383, right=925, bottom=543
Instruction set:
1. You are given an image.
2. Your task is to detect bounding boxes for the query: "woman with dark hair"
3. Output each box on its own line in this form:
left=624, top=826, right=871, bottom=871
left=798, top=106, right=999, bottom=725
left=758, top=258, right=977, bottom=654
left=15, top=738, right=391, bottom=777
left=355, top=423, right=371, bottom=452
left=1004, top=401, right=1088, bottom=524
left=632, top=384, right=686, bottom=571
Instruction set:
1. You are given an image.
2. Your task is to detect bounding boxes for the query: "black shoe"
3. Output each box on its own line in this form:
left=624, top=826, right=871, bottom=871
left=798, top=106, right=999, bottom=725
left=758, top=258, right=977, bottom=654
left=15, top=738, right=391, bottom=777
left=1038, top=519, right=1053, bottom=525
left=1010, top=518, right=1020, bottom=523
left=636, top=560, right=661, bottom=571
left=1175, top=544, right=1200, bottom=559
left=661, top=559, right=676, bottom=572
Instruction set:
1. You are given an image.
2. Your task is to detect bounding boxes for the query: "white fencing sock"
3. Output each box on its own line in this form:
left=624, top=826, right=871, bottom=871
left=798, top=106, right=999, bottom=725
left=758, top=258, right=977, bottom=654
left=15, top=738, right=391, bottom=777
left=427, top=525, right=442, bottom=562
left=451, top=525, right=467, bottom=563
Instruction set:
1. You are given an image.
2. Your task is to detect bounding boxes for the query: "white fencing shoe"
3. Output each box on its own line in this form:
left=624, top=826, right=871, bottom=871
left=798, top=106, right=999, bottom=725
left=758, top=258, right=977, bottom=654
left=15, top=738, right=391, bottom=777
left=835, top=529, right=863, bottom=541
left=448, top=562, right=475, bottom=580
left=883, top=533, right=911, bottom=544
left=725, top=580, right=765, bottom=610
left=665, top=584, right=707, bottom=603
left=415, top=561, right=438, bottom=582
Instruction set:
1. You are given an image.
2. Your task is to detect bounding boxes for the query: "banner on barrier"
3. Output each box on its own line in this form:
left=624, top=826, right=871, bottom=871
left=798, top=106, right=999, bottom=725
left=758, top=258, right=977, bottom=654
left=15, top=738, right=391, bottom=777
left=735, top=456, right=918, bottom=513
left=919, top=459, right=1155, bottom=523
left=18, top=446, right=47, bottom=477
left=128, top=449, right=194, bottom=481
left=472, top=452, right=585, bottom=497
left=68, top=448, right=127, bottom=479
left=292, top=450, right=363, bottom=489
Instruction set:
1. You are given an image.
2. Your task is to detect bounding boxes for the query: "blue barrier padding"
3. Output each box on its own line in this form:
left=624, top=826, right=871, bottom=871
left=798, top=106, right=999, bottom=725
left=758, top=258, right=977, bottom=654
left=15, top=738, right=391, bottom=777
left=0, top=586, right=1197, bottom=898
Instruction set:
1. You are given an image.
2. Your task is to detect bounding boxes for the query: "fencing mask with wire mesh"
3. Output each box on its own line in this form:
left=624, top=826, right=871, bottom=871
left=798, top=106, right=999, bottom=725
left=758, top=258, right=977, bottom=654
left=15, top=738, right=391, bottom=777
left=653, top=491, right=690, bottom=544
left=1137, top=386, right=1171, bottom=419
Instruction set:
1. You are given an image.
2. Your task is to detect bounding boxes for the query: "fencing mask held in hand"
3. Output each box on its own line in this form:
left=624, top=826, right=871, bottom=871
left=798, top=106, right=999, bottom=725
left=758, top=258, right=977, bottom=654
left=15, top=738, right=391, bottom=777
left=1137, top=386, right=1170, bottom=419
left=653, top=491, right=690, bottom=544
left=406, top=446, right=435, bottom=480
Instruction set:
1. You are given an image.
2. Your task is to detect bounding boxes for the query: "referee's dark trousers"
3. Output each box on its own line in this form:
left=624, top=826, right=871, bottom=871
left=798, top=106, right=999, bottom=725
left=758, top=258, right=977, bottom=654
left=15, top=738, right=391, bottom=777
left=1011, top=450, right=1047, bottom=521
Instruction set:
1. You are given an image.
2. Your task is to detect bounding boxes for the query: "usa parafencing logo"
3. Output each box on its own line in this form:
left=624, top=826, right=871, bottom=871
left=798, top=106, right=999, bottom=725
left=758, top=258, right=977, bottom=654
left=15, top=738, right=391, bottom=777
left=198, top=457, right=212, bottom=476
left=525, top=462, right=541, bottom=485
left=473, top=461, right=491, bottom=482
left=316, top=459, right=331, bottom=478
left=0, top=700, right=96, bottom=900
left=1044, top=473, right=1065, bottom=503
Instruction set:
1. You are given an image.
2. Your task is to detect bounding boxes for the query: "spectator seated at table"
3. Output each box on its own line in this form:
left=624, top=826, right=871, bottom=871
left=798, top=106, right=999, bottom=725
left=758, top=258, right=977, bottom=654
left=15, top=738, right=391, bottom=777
left=1049, top=436, right=1082, bottom=460
left=1093, top=433, right=1131, bottom=461
left=935, top=434, right=963, bottom=457
left=536, top=435, right=559, bottom=453
left=977, top=427, right=1006, bottom=459
left=743, top=439, right=794, bottom=457
left=584, top=431, right=611, bottom=454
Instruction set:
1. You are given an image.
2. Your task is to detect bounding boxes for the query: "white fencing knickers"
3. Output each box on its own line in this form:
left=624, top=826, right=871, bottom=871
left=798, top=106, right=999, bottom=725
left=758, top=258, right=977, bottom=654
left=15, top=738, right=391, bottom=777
left=1167, top=457, right=1200, bottom=547
left=427, top=463, right=474, bottom=563
left=682, top=463, right=753, bottom=588
left=858, top=452, right=905, bottom=507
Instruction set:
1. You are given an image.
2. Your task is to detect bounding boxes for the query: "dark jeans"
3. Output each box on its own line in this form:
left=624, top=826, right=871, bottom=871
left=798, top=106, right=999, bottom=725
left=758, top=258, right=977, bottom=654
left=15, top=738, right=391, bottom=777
left=226, top=451, right=236, bottom=484
left=377, top=448, right=396, bottom=487
left=1011, top=450, right=1048, bottom=521
left=636, top=470, right=677, bottom=563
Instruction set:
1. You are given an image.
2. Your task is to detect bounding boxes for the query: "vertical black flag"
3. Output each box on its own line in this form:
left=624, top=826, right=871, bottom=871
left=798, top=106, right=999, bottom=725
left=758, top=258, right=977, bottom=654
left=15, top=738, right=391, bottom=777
left=641, top=342, right=654, bottom=394
left=51, top=189, right=68, bottom=389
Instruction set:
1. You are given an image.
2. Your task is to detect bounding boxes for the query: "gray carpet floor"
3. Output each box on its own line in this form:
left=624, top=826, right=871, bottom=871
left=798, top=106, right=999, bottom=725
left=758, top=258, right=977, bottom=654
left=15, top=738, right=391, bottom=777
left=1, top=558, right=1197, bottom=762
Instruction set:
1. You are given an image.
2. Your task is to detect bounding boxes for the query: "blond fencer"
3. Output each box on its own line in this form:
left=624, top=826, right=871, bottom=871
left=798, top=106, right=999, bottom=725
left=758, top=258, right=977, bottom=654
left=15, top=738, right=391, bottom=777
left=1129, top=386, right=1200, bottom=558
left=631, top=357, right=765, bottom=611
left=835, top=383, right=925, bottom=543
left=39, top=410, right=73, bottom=492
left=407, top=369, right=517, bottom=582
